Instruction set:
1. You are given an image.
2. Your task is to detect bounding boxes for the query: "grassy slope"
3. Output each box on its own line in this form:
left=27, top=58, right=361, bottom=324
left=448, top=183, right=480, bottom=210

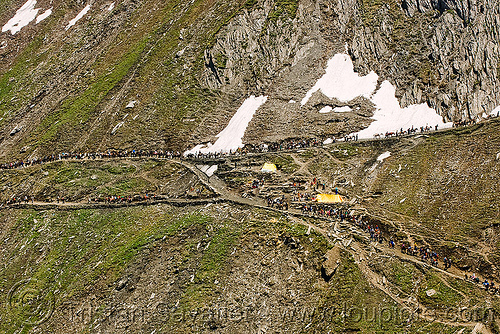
left=372, top=120, right=500, bottom=241
left=0, top=159, right=212, bottom=202
left=3, top=120, right=500, bottom=332
left=0, top=204, right=466, bottom=333
left=0, top=205, right=330, bottom=333
left=0, top=207, right=210, bottom=333
left=0, top=0, right=259, bottom=158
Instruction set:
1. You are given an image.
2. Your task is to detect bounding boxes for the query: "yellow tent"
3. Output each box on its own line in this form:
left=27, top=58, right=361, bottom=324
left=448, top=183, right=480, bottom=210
left=316, top=194, right=344, bottom=203
left=261, top=162, right=277, bottom=173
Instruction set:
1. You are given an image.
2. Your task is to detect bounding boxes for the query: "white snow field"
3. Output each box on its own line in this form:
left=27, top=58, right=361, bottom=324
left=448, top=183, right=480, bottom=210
left=319, top=106, right=352, bottom=114
left=334, top=106, right=352, bottom=113
left=66, top=4, right=91, bottom=30
left=354, top=81, right=452, bottom=139
left=319, top=106, right=332, bottom=114
left=198, top=165, right=218, bottom=177
left=490, top=105, right=500, bottom=116
left=301, top=54, right=378, bottom=105
left=108, top=3, right=115, bottom=11
left=35, top=8, right=52, bottom=24
left=377, top=151, right=391, bottom=162
left=302, top=53, right=451, bottom=139
left=2, top=0, right=46, bottom=34
left=185, top=95, right=268, bottom=156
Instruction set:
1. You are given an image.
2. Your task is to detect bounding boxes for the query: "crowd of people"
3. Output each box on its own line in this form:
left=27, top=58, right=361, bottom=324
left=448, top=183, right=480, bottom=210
left=367, top=224, right=382, bottom=242
left=185, top=138, right=323, bottom=160
left=267, top=196, right=288, bottom=210
left=262, top=195, right=499, bottom=292
left=4, top=189, right=212, bottom=207
left=0, top=150, right=182, bottom=170
left=300, top=204, right=352, bottom=221
left=251, top=179, right=265, bottom=189
left=465, top=273, right=500, bottom=295
left=454, top=119, right=476, bottom=127
left=343, top=134, right=359, bottom=142
left=5, top=196, right=34, bottom=205
left=376, top=124, right=440, bottom=139
left=373, top=113, right=500, bottom=139
left=289, top=178, right=331, bottom=202
left=399, top=243, right=442, bottom=267
left=101, top=193, right=157, bottom=204
left=265, top=138, right=321, bottom=152
left=3, top=114, right=500, bottom=170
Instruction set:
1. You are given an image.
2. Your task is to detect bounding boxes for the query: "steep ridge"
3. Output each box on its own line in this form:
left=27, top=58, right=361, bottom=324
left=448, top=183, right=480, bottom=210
left=2, top=0, right=500, bottom=333
left=0, top=0, right=499, bottom=161
left=1, top=121, right=500, bottom=332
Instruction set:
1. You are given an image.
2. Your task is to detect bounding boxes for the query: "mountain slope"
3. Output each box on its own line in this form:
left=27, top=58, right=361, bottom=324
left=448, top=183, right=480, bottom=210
left=1, top=0, right=499, bottom=160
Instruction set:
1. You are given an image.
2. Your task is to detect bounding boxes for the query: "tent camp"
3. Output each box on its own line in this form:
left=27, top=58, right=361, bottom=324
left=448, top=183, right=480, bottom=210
left=316, top=194, right=344, bottom=203
left=261, top=163, right=277, bottom=173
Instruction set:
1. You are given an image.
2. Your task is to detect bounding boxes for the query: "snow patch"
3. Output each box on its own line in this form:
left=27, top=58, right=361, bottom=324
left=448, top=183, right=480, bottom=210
left=301, top=53, right=451, bottom=139
left=319, top=106, right=351, bottom=113
left=111, top=121, right=124, bottom=135
left=35, top=8, right=52, bottom=24
left=490, top=105, right=500, bottom=116
left=2, top=0, right=41, bottom=34
left=301, top=54, right=378, bottom=105
left=319, top=106, right=332, bottom=114
left=176, top=47, right=186, bottom=58
left=323, top=138, right=333, bottom=145
left=333, top=106, right=352, bottom=113
left=66, top=4, right=91, bottom=30
left=185, top=95, right=268, bottom=155
left=108, top=2, right=115, bottom=11
left=198, top=165, right=218, bottom=177
left=426, top=289, right=437, bottom=297
left=377, top=151, right=391, bottom=162
left=126, top=101, right=137, bottom=108
left=289, top=100, right=296, bottom=104
left=354, top=81, right=452, bottom=139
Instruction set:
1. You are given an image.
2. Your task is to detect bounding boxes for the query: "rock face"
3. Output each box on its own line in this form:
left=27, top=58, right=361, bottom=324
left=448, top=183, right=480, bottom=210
left=321, top=245, right=341, bottom=281
left=349, top=0, right=500, bottom=122
left=0, top=0, right=499, bottom=157
left=202, top=0, right=500, bottom=135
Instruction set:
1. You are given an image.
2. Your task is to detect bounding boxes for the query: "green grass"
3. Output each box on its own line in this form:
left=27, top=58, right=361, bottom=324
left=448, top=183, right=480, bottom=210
left=178, top=224, right=240, bottom=311
left=418, top=273, right=462, bottom=309
left=0, top=208, right=211, bottom=332
left=373, top=120, right=500, bottom=241
left=386, top=261, right=421, bottom=295
left=298, top=149, right=316, bottom=161
left=330, top=144, right=363, bottom=161
left=271, top=154, right=298, bottom=174
left=33, top=38, right=148, bottom=146
left=0, top=35, right=46, bottom=122
left=267, top=0, right=299, bottom=22
left=244, top=0, right=258, bottom=9
left=359, top=0, right=387, bottom=26
left=0, top=159, right=210, bottom=202
left=310, top=253, right=412, bottom=333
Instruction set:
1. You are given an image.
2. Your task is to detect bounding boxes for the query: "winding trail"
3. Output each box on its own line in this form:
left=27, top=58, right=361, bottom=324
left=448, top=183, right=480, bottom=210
left=2, top=149, right=497, bottom=331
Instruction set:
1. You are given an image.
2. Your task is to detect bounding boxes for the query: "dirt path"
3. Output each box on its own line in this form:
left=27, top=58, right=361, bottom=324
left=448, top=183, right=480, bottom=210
left=2, top=156, right=498, bottom=330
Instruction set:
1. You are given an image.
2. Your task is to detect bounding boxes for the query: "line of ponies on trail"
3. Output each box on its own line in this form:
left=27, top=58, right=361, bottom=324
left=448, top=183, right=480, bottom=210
left=1, top=115, right=496, bottom=170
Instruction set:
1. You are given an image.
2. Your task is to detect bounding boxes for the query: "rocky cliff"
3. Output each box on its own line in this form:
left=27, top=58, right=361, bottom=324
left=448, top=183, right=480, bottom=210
left=0, top=0, right=499, bottom=159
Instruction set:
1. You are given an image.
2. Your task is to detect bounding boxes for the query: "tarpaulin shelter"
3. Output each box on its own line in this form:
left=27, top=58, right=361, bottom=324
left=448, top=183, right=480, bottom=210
left=261, top=163, right=277, bottom=173
left=316, top=194, right=344, bottom=203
